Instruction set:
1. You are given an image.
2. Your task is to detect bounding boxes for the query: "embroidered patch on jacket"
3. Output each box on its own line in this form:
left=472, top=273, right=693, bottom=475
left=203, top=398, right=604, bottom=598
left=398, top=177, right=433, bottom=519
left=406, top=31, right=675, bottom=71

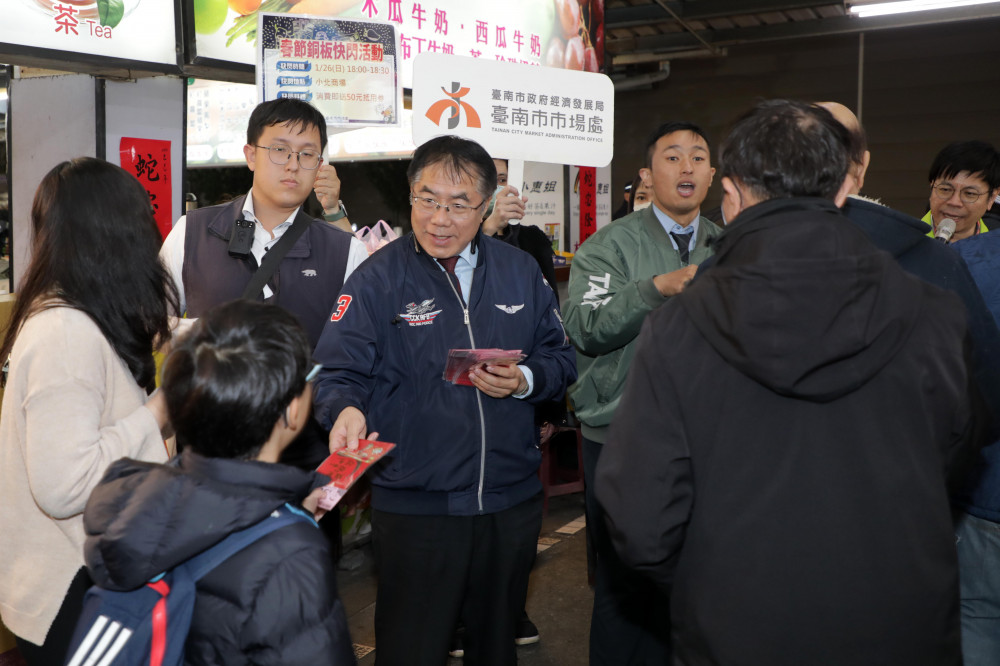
left=302, top=269, right=317, bottom=277
left=330, top=295, right=352, bottom=321
left=495, top=304, right=525, bottom=314
left=399, top=299, right=443, bottom=326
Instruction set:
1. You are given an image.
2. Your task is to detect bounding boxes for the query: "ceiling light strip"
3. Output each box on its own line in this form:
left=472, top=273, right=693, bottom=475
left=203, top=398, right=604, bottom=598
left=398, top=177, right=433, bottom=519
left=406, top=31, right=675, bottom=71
left=851, top=0, right=1000, bottom=18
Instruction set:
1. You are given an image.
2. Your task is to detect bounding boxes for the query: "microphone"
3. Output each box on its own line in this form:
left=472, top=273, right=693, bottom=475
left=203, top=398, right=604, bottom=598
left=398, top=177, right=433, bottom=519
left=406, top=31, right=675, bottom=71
left=935, top=218, right=956, bottom=243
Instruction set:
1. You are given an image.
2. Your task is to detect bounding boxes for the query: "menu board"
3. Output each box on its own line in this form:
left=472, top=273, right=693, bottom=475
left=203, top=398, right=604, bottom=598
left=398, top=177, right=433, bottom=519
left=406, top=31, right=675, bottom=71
left=257, top=13, right=401, bottom=128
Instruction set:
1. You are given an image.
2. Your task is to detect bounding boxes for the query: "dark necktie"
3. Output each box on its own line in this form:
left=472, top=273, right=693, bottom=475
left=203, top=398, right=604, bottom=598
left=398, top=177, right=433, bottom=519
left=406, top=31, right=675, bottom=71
left=437, top=256, right=465, bottom=304
left=437, top=256, right=459, bottom=274
left=670, top=231, right=693, bottom=264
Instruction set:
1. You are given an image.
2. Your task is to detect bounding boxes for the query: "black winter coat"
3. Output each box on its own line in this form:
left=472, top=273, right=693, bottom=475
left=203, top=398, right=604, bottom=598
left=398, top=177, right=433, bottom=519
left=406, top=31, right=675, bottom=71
left=597, top=198, right=975, bottom=666
left=495, top=223, right=557, bottom=297
left=83, top=452, right=355, bottom=666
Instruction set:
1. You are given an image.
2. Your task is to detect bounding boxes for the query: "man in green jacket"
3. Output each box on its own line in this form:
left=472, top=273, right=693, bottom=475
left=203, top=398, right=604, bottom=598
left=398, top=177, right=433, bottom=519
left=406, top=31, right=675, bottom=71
left=565, top=120, right=722, bottom=664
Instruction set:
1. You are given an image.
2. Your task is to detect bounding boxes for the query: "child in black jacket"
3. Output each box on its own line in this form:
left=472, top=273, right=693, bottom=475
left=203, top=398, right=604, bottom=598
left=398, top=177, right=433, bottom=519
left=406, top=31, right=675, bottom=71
left=81, top=301, right=356, bottom=665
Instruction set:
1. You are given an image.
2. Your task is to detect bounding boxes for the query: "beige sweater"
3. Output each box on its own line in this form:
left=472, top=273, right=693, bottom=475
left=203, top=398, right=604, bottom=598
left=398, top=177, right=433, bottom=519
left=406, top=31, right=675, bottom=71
left=0, top=305, right=167, bottom=645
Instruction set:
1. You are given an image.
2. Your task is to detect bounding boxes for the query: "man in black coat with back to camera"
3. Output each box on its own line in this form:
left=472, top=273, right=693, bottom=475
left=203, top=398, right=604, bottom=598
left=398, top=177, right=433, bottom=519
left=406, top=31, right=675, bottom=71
left=597, top=100, right=983, bottom=665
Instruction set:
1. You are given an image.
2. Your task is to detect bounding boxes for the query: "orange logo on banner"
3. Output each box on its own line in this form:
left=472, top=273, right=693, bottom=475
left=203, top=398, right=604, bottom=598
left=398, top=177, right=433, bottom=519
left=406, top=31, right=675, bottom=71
left=426, top=82, right=482, bottom=129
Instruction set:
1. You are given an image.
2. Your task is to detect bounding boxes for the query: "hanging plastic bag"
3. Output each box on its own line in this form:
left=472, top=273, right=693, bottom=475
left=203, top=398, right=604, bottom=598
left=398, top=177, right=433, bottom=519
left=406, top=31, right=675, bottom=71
left=354, top=220, right=398, bottom=255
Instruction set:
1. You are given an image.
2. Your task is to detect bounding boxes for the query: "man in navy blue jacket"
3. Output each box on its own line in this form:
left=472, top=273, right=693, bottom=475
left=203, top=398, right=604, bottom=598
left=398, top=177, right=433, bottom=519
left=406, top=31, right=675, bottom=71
left=312, top=136, right=576, bottom=666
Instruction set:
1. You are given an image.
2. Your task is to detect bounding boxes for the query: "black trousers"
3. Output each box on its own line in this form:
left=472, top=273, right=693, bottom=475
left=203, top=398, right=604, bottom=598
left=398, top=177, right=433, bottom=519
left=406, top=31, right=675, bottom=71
left=15, top=567, right=93, bottom=666
left=583, top=436, right=672, bottom=665
left=372, top=495, right=542, bottom=666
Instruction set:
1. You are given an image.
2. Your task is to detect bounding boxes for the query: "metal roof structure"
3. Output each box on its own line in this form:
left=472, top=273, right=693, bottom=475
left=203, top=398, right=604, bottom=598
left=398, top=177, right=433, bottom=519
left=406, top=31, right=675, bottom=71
left=605, top=1, right=1000, bottom=79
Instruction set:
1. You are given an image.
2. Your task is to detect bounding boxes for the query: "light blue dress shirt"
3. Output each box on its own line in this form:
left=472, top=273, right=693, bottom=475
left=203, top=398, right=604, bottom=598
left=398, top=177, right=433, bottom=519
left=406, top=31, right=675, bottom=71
left=437, top=241, right=534, bottom=398
left=652, top=204, right=699, bottom=254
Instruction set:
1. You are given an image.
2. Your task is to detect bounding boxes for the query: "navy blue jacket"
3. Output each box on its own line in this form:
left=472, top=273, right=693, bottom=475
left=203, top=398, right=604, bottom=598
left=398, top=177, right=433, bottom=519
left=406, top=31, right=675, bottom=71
left=313, top=232, right=576, bottom=516
left=843, top=198, right=1000, bottom=422
left=953, top=232, right=1000, bottom=330
left=951, top=232, right=1000, bottom=522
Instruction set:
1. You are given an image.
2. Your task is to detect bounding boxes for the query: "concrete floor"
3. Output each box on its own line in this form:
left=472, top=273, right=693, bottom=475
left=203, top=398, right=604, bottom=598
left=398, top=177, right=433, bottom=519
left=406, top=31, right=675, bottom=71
left=338, top=492, right=594, bottom=665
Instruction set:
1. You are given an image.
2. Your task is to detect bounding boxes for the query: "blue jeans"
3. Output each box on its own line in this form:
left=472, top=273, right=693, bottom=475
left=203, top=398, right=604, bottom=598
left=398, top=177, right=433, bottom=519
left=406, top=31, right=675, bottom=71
left=955, top=512, right=1000, bottom=665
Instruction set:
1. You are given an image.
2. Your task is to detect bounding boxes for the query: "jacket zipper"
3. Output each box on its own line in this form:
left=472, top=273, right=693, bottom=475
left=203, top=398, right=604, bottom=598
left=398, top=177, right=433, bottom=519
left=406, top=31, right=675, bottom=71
left=443, top=273, right=486, bottom=513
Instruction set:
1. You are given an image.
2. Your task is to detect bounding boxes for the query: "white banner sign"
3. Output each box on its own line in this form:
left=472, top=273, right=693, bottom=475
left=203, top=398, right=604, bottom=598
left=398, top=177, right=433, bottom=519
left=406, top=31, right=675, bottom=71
left=189, top=0, right=603, bottom=86
left=412, top=53, right=613, bottom=167
left=1, top=0, right=178, bottom=66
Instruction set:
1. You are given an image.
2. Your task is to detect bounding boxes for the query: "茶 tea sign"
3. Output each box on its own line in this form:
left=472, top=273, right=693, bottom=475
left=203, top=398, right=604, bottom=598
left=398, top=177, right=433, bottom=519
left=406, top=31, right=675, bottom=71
left=0, top=0, right=179, bottom=67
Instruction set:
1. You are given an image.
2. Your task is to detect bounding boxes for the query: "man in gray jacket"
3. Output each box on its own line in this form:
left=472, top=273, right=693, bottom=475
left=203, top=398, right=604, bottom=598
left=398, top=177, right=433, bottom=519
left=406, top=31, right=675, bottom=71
left=564, top=121, right=722, bottom=665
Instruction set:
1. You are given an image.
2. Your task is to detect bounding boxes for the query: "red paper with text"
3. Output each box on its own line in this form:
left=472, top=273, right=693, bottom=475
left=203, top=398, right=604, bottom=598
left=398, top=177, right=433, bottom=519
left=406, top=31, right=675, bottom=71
left=579, top=166, right=597, bottom=245
left=315, top=440, right=395, bottom=510
left=120, top=138, right=172, bottom=240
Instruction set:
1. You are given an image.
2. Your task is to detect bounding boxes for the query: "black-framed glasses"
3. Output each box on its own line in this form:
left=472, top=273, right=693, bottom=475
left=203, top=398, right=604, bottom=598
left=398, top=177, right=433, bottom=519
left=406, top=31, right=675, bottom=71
left=409, top=193, right=485, bottom=220
left=931, top=183, right=988, bottom=205
left=254, top=144, right=323, bottom=170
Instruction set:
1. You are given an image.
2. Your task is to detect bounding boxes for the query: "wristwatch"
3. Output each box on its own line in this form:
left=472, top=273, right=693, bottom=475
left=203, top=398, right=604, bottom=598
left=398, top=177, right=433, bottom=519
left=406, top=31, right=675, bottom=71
left=324, top=200, right=348, bottom=222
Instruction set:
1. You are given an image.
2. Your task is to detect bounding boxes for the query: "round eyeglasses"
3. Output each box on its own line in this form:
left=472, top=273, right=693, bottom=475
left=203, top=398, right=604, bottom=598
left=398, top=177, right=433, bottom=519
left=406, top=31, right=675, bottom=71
left=930, top=183, right=988, bottom=205
left=254, top=144, right=323, bottom=170
left=409, top=193, right=486, bottom=220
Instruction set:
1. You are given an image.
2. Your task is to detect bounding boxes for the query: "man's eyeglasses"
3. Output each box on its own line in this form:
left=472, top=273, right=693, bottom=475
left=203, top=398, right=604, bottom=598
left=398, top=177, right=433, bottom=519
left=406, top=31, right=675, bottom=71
left=410, top=193, right=485, bottom=220
left=254, top=144, right=323, bottom=170
left=931, top=183, right=989, bottom=205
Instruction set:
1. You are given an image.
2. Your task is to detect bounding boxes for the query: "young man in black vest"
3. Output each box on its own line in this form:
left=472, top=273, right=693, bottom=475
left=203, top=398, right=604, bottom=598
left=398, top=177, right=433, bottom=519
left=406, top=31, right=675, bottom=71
left=160, top=99, right=367, bottom=471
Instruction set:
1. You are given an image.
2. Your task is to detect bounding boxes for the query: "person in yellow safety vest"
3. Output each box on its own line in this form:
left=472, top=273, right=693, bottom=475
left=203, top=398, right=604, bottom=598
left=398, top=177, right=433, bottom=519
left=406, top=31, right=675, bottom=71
left=923, top=140, right=1000, bottom=243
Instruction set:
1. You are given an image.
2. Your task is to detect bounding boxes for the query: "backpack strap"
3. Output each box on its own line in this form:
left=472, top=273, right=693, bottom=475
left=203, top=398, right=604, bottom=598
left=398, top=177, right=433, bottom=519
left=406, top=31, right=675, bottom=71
left=240, top=209, right=314, bottom=301
left=184, top=504, right=315, bottom=582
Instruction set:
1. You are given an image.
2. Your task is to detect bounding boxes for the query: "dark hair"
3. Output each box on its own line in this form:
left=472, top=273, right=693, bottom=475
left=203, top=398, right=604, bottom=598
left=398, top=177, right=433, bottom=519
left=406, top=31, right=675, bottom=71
left=162, top=301, right=312, bottom=460
left=0, top=158, right=178, bottom=391
left=492, top=157, right=507, bottom=188
left=626, top=173, right=644, bottom=214
left=407, top=135, right=498, bottom=201
left=644, top=121, right=711, bottom=167
left=720, top=99, right=850, bottom=201
left=247, top=99, right=328, bottom=152
left=928, top=140, right=1000, bottom=191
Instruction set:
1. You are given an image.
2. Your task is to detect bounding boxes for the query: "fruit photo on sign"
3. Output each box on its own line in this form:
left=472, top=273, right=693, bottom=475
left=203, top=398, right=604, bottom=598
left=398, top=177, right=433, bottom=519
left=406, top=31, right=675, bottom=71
left=198, top=0, right=361, bottom=46
left=547, top=0, right=604, bottom=72
left=194, top=0, right=228, bottom=34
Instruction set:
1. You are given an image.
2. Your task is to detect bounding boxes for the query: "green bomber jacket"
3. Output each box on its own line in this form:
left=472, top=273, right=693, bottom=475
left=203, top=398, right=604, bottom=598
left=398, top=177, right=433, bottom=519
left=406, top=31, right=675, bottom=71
left=564, top=206, right=722, bottom=443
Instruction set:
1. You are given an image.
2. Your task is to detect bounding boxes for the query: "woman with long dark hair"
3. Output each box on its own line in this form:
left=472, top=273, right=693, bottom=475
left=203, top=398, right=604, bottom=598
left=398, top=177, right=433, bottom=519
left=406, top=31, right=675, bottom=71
left=0, top=157, right=178, bottom=664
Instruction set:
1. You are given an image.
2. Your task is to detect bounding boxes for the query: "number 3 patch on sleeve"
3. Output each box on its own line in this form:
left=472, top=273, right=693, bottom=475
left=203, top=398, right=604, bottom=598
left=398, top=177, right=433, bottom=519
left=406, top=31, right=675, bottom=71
left=330, top=295, right=352, bottom=321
